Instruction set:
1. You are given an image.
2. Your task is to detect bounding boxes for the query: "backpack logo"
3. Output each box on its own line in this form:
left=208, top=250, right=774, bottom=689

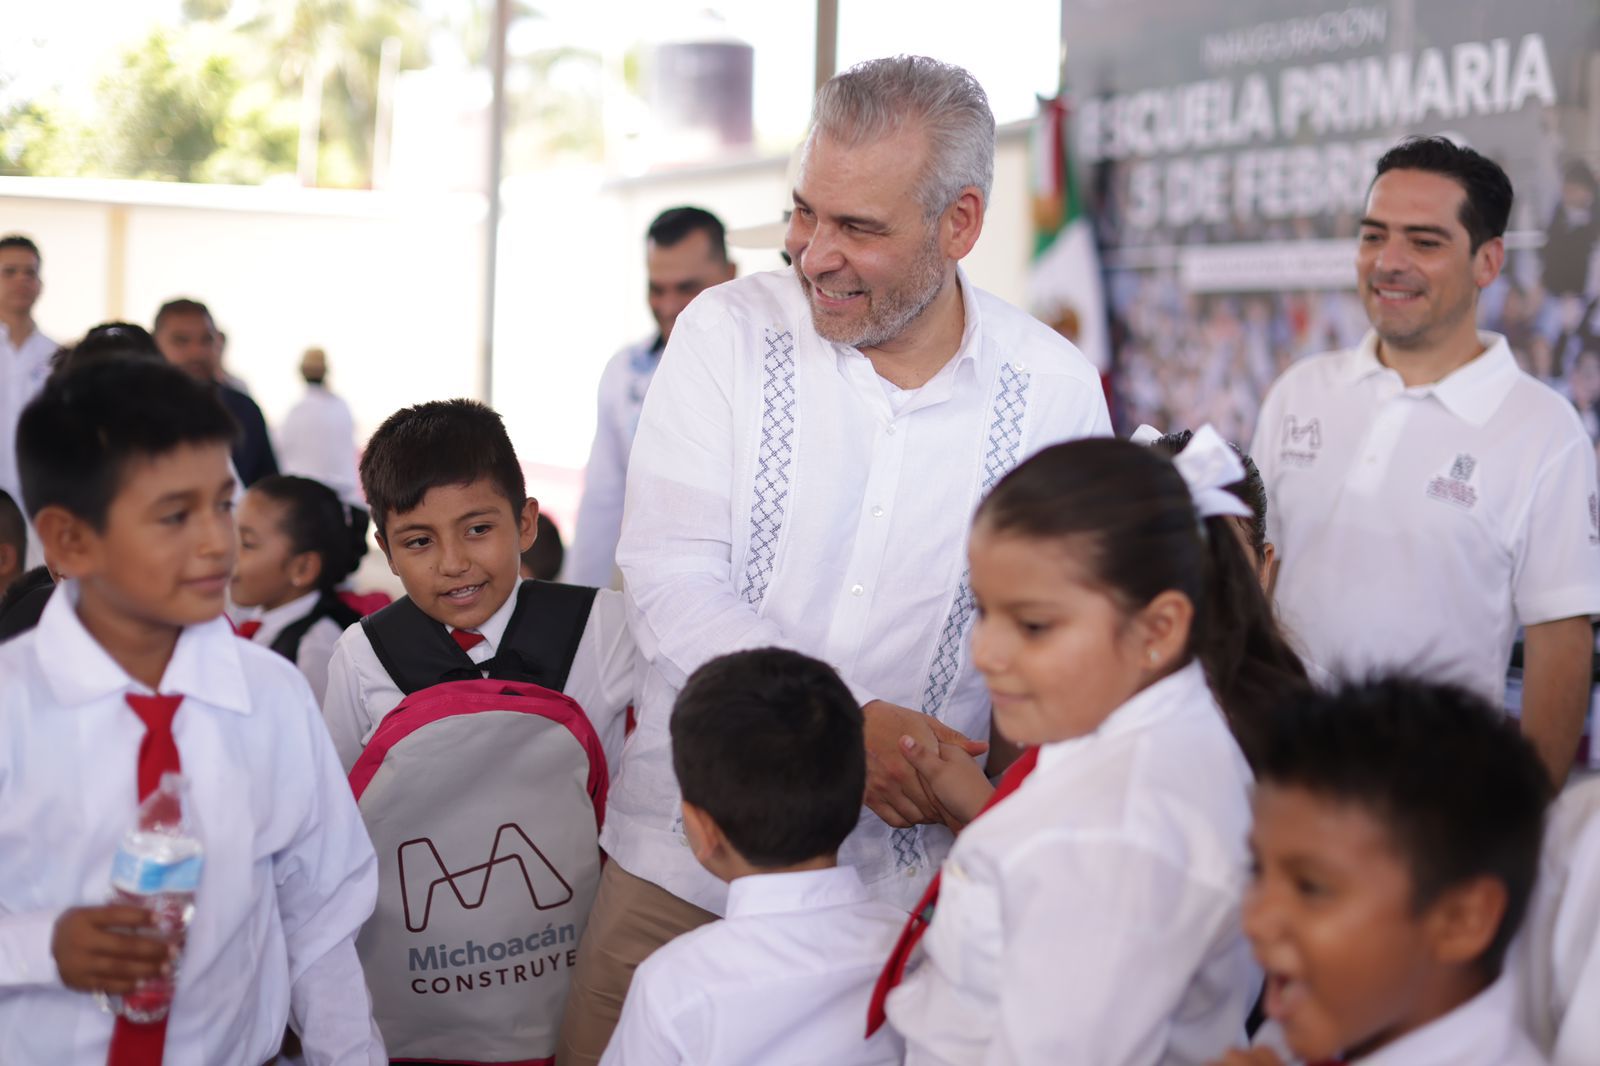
left=1279, top=416, right=1322, bottom=467
left=400, top=823, right=575, bottom=933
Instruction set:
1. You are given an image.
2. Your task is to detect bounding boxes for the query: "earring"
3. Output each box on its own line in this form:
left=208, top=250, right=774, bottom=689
left=1148, top=648, right=1159, bottom=665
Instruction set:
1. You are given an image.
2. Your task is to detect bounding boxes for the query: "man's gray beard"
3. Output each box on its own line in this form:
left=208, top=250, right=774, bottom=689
left=799, top=235, right=948, bottom=350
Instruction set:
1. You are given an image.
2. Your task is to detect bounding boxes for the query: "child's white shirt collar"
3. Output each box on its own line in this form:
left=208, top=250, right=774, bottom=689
left=36, top=579, right=251, bottom=714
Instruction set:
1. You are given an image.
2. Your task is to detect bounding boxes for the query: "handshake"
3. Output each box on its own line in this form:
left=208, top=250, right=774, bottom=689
left=860, top=700, right=1004, bottom=832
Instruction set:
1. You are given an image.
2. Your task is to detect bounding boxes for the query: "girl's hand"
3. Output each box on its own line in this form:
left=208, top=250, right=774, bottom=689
left=899, top=733, right=995, bottom=830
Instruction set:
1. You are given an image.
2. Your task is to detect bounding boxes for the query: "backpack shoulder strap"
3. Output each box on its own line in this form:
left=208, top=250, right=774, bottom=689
left=487, top=580, right=599, bottom=692
left=360, top=595, right=480, bottom=695
left=270, top=590, right=362, bottom=662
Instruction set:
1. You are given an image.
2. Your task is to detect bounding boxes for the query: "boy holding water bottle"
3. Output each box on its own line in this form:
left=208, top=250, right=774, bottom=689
left=0, top=358, right=385, bottom=1064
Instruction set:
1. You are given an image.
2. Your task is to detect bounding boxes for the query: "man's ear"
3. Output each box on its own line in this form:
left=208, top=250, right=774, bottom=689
left=0, top=542, right=17, bottom=583
left=1424, top=875, right=1507, bottom=968
left=518, top=497, right=540, bottom=554
left=941, top=187, right=986, bottom=262
left=33, top=505, right=101, bottom=581
left=1474, top=235, right=1506, bottom=290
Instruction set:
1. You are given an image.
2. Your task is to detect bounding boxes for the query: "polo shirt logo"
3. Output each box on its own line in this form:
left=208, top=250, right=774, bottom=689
left=1426, top=452, right=1481, bottom=510
left=1278, top=416, right=1322, bottom=467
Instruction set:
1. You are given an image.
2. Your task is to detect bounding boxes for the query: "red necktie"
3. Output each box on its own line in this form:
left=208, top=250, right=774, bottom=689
left=234, top=620, right=262, bottom=640
left=452, top=629, right=486, bottom=653
left=107, top=693, right=184, bottom=1066
left=865, top=746, right=1041, bottom=1036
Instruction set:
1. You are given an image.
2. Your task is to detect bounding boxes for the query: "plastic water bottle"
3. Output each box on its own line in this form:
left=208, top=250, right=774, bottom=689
left=107, top=772, right=203, bottom=1024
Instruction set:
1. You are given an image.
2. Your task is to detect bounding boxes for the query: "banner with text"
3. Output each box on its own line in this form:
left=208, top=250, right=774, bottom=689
left=1063, top=0, right=1600, bottom=452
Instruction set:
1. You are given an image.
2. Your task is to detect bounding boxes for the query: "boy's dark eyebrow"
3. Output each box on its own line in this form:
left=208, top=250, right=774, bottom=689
left=387, top=518, right=437, bottom=537
left=1359, top=218, right=1454, bottom=240
left=391, top=508, right=501, bottom=537
left=150, top=489, right=202, bottom=508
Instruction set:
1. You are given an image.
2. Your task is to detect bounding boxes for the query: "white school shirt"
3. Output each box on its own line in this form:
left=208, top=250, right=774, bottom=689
left=321, top=578, right=636, bottom=774
left=1515, top=777, right=1600, bottom=1066
left=885, top=662, right=1258, bottom=1066
left=567, top=335, right=662, bottom=588
left=609, top=267, right=1110, bottom=915
left=236, top=589, right=346, bottom=706
left=1251, top=331, right=1600, bottom=705
left=599, top=865, right=907, bottom=1066
left=275, top=384, right=362, bottom=505
left=0, top=583, right=384, bottom=1065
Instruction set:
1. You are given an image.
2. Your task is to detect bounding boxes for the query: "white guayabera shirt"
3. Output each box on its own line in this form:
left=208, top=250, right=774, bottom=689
left=608, top=266, right=1110, bottom=914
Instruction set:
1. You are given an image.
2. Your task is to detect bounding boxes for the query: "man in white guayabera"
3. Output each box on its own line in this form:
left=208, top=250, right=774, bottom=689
left=555, top=55, right=1110, bottom=1065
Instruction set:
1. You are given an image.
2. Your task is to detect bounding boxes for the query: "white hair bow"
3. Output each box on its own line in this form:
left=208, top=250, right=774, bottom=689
left=1130, top=423, right=1253, bottom=521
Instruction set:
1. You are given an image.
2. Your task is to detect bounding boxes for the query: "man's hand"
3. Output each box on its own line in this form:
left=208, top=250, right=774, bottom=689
left=52, top=905, right=170, bottom=995
left=900, top=733, right=994, bottom=830
left=862, top=701, right=987, bottom=828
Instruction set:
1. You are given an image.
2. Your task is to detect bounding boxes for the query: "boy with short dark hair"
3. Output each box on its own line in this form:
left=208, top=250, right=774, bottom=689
left=0, top=358, right=383, bottom=1064
left=599, top=648, right=907, bottom=1066
left=1208, top=676, right=1552, bottom=1066
left=322, top=398, right=633, bottom=769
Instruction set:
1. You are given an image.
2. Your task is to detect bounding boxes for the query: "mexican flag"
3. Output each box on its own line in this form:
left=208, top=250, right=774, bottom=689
left=1028, top=96, right=1110, bottom=377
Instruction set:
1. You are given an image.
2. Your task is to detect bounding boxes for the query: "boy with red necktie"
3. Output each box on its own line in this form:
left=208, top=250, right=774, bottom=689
left=1208, top=678, right=1551, bottom=1066
left=0, top=358, right=384, bottom=1064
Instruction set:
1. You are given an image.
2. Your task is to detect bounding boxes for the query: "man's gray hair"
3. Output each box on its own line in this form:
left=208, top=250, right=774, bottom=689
left=809, top=55, right=995, bottom=217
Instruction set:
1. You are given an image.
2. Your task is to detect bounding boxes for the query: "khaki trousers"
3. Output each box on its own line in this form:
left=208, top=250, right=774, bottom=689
left=555, top=858, right=716, bottom=1066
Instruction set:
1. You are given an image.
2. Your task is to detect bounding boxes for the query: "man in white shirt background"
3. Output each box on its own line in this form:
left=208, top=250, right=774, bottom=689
left=0, top=235, right=54, bottom=511
left=555, top=56, right=1110, bottom=1065
left=565, top=207, right=737, bottom=588
left=1251, top=136, right=1600, bottom=783
left=277, top=346, right=362, bottom=505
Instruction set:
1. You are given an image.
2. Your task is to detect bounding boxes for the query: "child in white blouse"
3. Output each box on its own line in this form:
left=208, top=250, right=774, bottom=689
left=600, top=648, right=907, bottom=1066
left=879, top=429, right=1298, bottom=1064
left=1209, top=678, right=1551, bottom=1066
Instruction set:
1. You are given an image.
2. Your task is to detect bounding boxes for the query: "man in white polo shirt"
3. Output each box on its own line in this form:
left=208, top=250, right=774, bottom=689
left=1252, top=136, right=1600, bottom=782
left=555, top=57, right=1109, bottom=1064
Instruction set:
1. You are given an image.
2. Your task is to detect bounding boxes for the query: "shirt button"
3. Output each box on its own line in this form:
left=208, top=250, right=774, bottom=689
left=885, top=424, right=896, bottom=435
left=905, top=867, right=918, bottom=877
left=851, top=584, right=865, bottom=597
left=871, top=505, right=885, bottom=518
left=1013, top=361, right=1026, bottom=372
